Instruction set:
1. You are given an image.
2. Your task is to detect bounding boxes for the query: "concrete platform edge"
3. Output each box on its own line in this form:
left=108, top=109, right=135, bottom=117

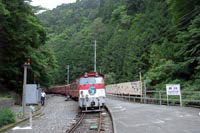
left=105, top=105, right=117, bottom=133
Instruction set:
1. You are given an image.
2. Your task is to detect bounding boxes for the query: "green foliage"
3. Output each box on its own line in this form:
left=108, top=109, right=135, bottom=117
left=0, top=0, right=57, bottom=93
left=105, top=72, right=116, bottom=85
left=111, top=6, right=131, bottom=27
left=167, top=0, right=200, bottom=24
left=0, top=91, right=12, bottom=99
left=30, top=46, right=58, bottom=87
left=175, top=13, right=200, bottom=89
left=37, top=0, right=200, bottom=98
left=0, top=108, right=16, bottom=127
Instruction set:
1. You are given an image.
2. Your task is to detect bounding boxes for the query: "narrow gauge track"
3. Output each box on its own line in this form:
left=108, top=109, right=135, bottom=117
left=66, top=113, right=86, bottom=133
left=66, top=108, right=113, bottom=133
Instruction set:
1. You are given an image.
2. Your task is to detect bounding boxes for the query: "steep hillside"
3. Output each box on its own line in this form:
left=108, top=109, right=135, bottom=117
left=0, top=0, right=57, bottom=92
left=39, top=0, right=200, bottom=95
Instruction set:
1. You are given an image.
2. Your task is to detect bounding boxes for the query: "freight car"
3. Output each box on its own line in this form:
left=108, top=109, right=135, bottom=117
left=49, top=85, right=69, bottom=95
left=49, top=72, right=106, bottom=112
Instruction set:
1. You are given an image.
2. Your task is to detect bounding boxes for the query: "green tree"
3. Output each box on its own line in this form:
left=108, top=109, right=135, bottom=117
left=177, top=14, right=200, bottom=84
left=0, top=0, right=55, bottom=93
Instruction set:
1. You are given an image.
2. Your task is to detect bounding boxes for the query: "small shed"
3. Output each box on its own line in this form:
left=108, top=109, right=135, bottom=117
left=25, top=84, right=41, bottom=105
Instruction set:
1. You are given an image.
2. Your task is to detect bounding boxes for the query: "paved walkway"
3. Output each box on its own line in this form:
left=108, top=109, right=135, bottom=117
left=7, top=95, right=79, bottom=133
left=106, top=98, right=200, bottom=133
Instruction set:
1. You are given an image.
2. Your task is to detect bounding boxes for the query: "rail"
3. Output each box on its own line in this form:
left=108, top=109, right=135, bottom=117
left=66, top=113, right=85, bottom=133
left=98, top=112, right=102, bottom=133
left=66, top=108, right=113, bottom=133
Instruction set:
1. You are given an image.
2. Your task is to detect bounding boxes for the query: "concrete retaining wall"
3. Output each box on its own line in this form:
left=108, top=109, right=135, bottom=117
left=0, top=98, right=15, bottom=109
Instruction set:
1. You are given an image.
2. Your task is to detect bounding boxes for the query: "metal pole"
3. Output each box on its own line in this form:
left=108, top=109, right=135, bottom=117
left=22, top=63, right=28, bottom=118
left=180, top=91, right=182, bottom=107
left=167, top=94, right=169, bottom=106
left=30, top=106, right=32, bottom=128
left=94, top=40, right=96, bottom=72
left=67, top=65, right=70, bottom=84
left=159, top=91, right=162, bottom=105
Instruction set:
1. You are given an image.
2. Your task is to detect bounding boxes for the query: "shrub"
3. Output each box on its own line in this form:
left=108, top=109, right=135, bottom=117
left=0, top=108, right=16, bottom=128
left=0, top=92, right=12, bottom=99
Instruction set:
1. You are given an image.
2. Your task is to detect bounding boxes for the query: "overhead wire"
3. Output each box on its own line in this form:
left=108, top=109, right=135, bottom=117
left=176, top=7, right=200, bottom=28
left=150, top=5, right=200, bottom=44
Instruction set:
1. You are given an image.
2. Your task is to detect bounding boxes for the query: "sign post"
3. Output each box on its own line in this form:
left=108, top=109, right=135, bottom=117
left=167, top=93, right=169, bottom=106
left=29, top=106, right=35, bottom=128
left=180, top=91, right=182, bottom=107
left=166, top=84, right=182, bottom=106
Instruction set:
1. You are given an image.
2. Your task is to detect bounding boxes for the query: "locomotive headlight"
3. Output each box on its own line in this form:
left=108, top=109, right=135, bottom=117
left=88, top=86, right=96, bottom=95
left=95, top=72, right=99, bottom=77
left=80, top=91, right=84, bottom=98
left=84, top=72, right=88, bottom=77
left=86, top=94, right=89, bottom=102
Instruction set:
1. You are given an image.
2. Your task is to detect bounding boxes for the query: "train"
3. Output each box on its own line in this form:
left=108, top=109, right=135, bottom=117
left=49, top=72, right=106, bottom=112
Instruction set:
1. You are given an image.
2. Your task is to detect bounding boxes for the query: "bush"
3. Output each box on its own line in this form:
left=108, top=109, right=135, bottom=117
left=0, top=92, right=12, bottom=99
left=0, top=108, right=16, bottom=128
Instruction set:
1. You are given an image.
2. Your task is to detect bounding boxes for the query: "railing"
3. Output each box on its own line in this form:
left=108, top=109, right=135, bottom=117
left=107, top=90, right=200, bottom=108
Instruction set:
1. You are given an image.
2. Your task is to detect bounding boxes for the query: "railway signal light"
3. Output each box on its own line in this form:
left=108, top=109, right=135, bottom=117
left=84, top=72, right=88, bottom=77
left=27, top=57, right=31, bottom=65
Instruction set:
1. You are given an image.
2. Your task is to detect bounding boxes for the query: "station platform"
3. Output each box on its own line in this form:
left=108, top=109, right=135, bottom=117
left=106, top=98, right=200, bottom=133
left=6, top=95, right=79, bottom=133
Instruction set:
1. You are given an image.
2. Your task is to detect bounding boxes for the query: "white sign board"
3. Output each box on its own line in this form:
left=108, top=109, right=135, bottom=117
left=25, top=84, right=39, bottom=105
left=166, top=84, right=181, bottom=96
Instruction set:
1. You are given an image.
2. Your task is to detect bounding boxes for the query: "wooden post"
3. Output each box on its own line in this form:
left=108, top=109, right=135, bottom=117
left=144, top=80, right=147, bottom=104
left=140, top=72, right=143, bottom=103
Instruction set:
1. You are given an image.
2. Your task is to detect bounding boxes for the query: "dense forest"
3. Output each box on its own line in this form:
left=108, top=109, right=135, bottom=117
left=0, top=0, right=57, bottom=94
left=1, top=0, right=200, bottom=96
left=38, top=0, right=200, bottom=92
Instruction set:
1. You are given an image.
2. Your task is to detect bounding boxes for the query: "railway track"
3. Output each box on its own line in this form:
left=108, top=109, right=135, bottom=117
left=66, top=107, right=113, bottom=133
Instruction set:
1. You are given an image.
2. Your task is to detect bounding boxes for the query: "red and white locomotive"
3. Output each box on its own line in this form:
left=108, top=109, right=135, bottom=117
left=49, top=72, right=106, bottom=111
left=77, top=72, right=106, bottom=111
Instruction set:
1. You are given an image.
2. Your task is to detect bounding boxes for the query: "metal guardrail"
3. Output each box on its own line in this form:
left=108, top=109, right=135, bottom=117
left=107, top=90, right=200, bottom=108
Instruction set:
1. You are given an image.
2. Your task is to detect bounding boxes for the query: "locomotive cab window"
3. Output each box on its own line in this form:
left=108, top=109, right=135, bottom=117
left=95, top=77, right=103, bottom=84
left=80, top=77, right=104, bottom=85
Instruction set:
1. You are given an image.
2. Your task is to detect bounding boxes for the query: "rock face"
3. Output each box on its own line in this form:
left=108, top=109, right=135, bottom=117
left=0, top=98, right=15, bottom=109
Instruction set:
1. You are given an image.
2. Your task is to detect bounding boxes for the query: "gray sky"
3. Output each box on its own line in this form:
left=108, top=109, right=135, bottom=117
left=31, top=0, right=76, bottom=9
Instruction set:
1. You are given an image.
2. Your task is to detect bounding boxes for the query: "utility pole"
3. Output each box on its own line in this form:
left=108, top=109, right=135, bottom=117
left=22, top=58, right=30, bottom=118
left=139, top=72, right=142, bottom=81
left=67, top=65, right=70, bottom=84
left=94, top=40, right=97, bottom=72
left=22, top=63, right=27, bottom=118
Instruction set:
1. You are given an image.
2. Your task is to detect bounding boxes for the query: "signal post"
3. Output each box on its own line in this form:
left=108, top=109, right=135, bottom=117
left=22, top=57, right=31, bottom=118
